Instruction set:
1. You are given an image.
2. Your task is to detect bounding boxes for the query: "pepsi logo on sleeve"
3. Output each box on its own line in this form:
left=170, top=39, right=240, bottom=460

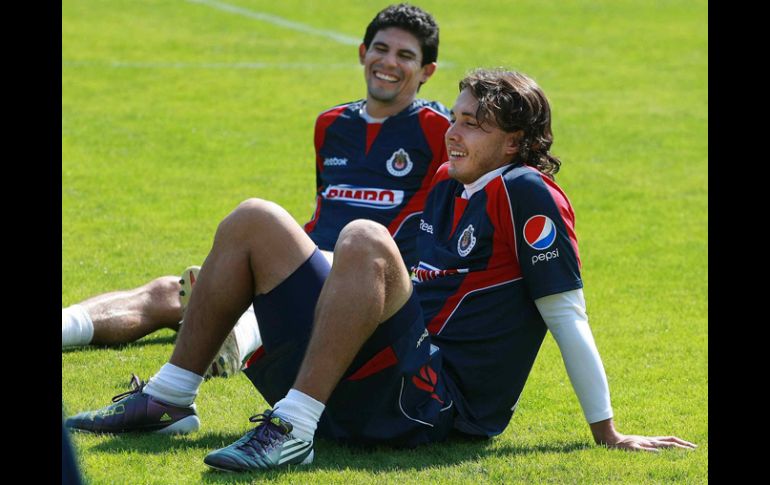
left=523, top=215, right=556, bottom=250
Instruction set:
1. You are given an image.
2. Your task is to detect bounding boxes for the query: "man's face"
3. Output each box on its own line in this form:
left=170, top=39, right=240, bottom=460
left=446, top=88, right=520, bottom=185
left=359, top=27, right=436, bottom=109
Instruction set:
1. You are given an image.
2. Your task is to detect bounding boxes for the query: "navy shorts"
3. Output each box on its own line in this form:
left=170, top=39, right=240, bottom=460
left=242, top=249, right=456, bottom=447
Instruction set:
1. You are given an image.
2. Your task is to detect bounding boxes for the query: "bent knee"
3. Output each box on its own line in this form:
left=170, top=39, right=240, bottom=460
left=230, top=198, right=286, bottom=223
left=218, top=198, right=290, bottom=235
left=335, top=220, right=396, bottom=261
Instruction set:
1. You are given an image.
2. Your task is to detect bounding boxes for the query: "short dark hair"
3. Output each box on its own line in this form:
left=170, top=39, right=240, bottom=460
left=362, top=3, right=439, bottom=65
left=459, top=68, right=561, bottom=178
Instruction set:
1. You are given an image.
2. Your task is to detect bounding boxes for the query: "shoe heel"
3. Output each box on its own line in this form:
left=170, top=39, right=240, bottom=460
left=157, top=415, right=201, bottom=435
left=300, top=449, right=314, bottom=465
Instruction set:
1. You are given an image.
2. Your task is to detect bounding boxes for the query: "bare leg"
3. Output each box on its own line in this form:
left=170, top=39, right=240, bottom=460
left=293, top=219, right=413, bottom=403
left=80, top=276, right=183, bottom=345
left=169, top=199, right=317, bottom=376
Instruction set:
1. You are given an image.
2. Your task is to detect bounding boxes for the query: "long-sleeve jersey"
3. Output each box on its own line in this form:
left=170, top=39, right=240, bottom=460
left=414, top=162, right=583, bottom=436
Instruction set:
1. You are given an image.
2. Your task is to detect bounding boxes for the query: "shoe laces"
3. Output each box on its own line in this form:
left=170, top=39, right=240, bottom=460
left=245, top=410, right=293, bottom=449
left=111, top=373, right=146, bottom=403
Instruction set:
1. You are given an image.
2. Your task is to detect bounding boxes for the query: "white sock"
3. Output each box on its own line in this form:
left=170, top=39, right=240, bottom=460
left=233, top=306, right=262, bottom=363
left=62, top=304, right=94, bottom=348
left=272, top=389, right=325, bottom=442
left=143, top=363, right=203, bottom=407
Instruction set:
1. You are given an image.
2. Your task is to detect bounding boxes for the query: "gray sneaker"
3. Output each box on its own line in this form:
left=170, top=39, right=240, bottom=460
left=65, top=374, right=200, bottom=434
left=203, top=410, right=313, bottom=472
left=179, top=265, right=241, bottom=380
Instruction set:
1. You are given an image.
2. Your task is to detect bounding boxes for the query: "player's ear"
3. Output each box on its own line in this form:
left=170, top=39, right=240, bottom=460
left=420, top=62, right=437, bottom=84
left=504, top=130, right=524, bottom=157
left=359, top=43, right=367, bottom=64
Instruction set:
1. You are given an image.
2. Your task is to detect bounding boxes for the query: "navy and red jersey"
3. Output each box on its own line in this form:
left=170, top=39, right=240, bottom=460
left=304, top=99, right=450, bottom=269
left=413, top=162, right=583, bottom=437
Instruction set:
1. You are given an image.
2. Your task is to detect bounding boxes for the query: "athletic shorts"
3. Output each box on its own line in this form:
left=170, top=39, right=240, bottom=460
left=242, top=248, right=456, bottom=447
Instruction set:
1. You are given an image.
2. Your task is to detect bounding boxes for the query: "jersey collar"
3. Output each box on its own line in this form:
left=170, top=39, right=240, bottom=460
left=461, top=163, right=514, bottom=199
left=359, top=103, right=389, bottom=124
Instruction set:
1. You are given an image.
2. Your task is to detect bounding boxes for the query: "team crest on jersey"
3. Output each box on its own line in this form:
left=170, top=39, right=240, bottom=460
left=386, top=148, right=413, bottom=177
left=523, top=215, right=557, bottom=250
left=457, top=224, right=477, bottom=257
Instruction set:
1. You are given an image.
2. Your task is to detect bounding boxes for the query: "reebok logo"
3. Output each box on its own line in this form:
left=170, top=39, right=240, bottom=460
left=324, top=157, right=347, bottom=167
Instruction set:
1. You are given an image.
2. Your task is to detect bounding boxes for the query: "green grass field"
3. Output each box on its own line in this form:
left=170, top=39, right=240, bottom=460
left=62, top=0, right=708, bottom=482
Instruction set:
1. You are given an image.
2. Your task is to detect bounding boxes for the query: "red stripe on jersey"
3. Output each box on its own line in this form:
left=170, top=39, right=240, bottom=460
left=430, top=162, right=453, bottom=186
left=524, top=166, right=581, bottom=268
left=365, top=122, right=383, bottom=154
left=426, top=177, right=522, bottom=334
left=450, top=197, right=468, bottom=237
left=304, top=105, right=348, bottom=234
left=387, top=108, right=450, bottom=236
left=313, top=105, right=348, bottom=176
left=303, top=195, right=323, bottom=234
left=346, top=345, right=398, bottom=381
left=243, top=346, right=265, bottom=369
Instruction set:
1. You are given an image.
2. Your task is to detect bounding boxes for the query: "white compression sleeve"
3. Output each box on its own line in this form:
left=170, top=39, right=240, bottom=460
left=534, top=289, right=613, bottom=424
left=62, top=304, right=94, bottom=348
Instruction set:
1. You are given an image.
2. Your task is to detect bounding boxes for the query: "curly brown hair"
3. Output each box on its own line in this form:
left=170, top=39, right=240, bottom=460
left=459, top=68, right=561, bottom=178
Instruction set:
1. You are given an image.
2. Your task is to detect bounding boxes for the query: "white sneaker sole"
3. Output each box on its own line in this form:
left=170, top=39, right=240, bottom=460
left=204, top=330, right=241, bottom=379
left=178, top=266, right=201, bottom=309
left=203, top=449, right=314, bottom=473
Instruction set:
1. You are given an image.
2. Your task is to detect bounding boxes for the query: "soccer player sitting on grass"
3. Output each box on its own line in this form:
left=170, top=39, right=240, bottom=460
left=61, top=3, right=450, bottom=381
left=67, top=67, right=696, bottom=470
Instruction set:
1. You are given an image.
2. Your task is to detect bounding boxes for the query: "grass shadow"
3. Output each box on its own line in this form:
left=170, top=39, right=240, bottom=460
left=198, top=438, right=592, bottom=482
left=89, top=431, right=247, bottom=453
left=88, top=430, right=590, bottom=481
